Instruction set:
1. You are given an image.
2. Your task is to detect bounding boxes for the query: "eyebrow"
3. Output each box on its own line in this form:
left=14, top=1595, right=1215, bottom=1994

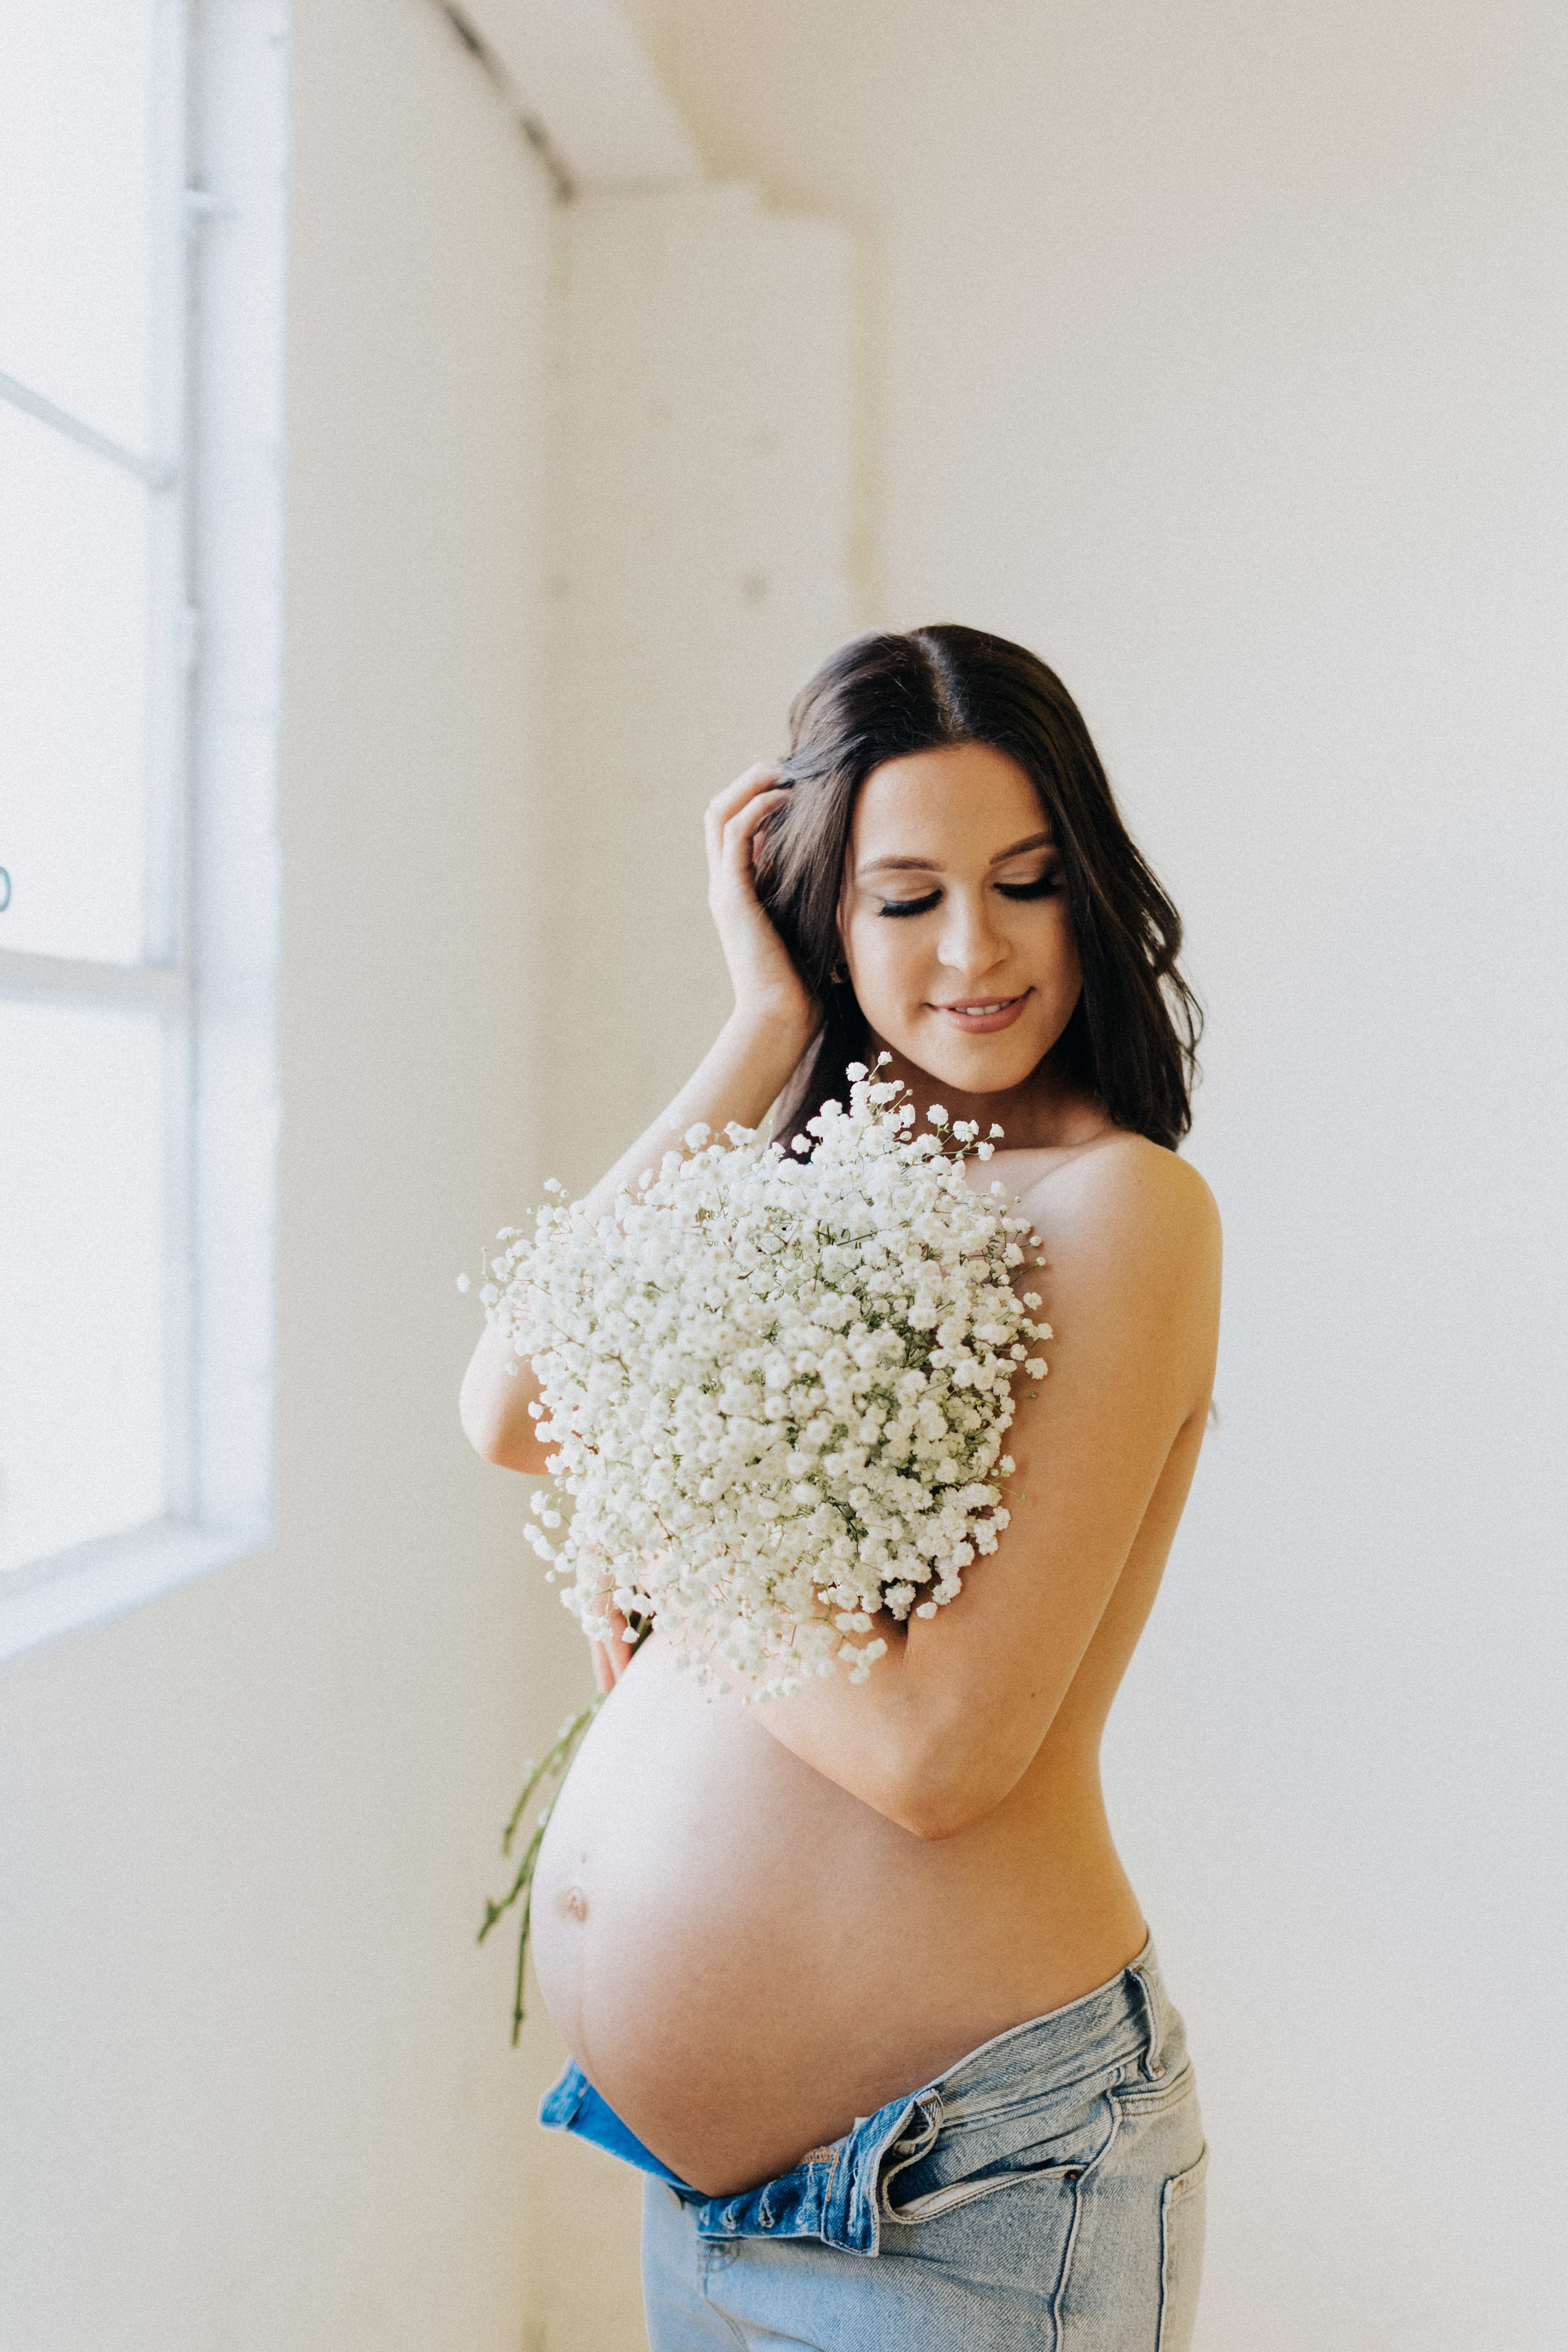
left=855, top=831, right=1056, bottom=880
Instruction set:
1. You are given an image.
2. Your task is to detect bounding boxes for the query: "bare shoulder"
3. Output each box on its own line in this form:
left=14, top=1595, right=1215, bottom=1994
left=1015, top=1133, right=1221, bottom=1291
left=1009, top=1137, right=1221, bottom=1425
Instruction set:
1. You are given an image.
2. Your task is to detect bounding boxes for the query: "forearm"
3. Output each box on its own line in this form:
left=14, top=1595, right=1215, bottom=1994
left=575, top=1006, right=813, bottom=1230
left=749, top=1626, right=1007, bottom=1842
left=461, top=1007, right=813, bottom=1468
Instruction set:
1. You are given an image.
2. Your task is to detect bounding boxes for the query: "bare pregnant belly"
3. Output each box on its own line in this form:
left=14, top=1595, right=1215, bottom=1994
left=530, top=1637, right=1146, bottom=2196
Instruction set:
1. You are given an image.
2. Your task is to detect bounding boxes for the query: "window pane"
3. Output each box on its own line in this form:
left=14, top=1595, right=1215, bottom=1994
left=0, top=402, right=152, bottom=963
left=0, top=0, right=160, bottom=453
left=0, top=1001, right=167, bottom=1575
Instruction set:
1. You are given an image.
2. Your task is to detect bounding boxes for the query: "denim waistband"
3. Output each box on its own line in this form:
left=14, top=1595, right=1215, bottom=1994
left=541, top=1931, right=1177, bottom=2257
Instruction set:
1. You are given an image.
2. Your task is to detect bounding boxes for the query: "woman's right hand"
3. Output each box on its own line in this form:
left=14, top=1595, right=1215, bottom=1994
left=588, top=1605, right=637, bottom=1695
left=704, top=763, right=819, bottom=1045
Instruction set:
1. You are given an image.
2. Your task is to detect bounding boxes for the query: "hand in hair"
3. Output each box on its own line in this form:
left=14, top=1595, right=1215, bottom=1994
left=704, top=762, right=820, bottom=1048
left=461, top=763, right=821, bottom=1476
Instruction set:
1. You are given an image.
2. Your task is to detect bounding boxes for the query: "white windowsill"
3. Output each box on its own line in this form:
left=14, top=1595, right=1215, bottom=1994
left=0, top=1518, right=271, bottom=1666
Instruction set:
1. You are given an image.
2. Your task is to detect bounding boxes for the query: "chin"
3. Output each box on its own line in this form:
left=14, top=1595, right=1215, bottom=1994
left=902, top=1021, right=1056, bottom=1097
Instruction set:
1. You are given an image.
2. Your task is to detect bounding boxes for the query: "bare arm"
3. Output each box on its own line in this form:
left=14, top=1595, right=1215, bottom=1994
left=459, top=764, right=819, bottom=1472
left=458, top=1011, right=809, bottom=1467
left=745, top=1139, right=1222, bottom=1838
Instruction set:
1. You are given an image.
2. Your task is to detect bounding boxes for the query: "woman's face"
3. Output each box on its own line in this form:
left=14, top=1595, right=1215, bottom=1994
left=840, top=742, right=1081, bottom=1097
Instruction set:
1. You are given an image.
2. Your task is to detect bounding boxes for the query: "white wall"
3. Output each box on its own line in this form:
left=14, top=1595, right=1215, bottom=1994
left=541, top=180, right=858, bottom=1189
left=615, top=3, right=1568, bottom=2344
left=0, top=4, right=571, bottom=2343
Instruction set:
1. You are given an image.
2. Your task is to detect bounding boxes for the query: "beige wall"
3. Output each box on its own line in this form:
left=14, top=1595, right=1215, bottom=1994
left=0, top=4, right=578, bottom=2343
left=613, top=4, right=1568, bottom=2345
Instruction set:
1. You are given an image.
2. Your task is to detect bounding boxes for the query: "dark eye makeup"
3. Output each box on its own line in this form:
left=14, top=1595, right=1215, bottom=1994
left=876, top=869, right=1063, bottom=918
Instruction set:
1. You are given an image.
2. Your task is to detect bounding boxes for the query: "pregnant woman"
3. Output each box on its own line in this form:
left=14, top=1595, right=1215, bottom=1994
left=461, top=625, right=1221, bottom=2350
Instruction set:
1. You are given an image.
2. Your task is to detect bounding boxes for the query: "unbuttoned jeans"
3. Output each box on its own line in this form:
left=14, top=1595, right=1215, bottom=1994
left=542, top=1933, right=1207, bottom=2350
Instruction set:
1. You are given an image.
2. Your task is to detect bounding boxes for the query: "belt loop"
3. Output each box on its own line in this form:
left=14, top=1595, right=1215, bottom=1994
left=1129, top=1962, right=1166, bottom=2080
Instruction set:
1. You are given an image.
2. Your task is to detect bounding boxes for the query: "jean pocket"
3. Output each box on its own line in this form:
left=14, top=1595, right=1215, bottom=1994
left=1157, top=2143, right=1208, bottom=2352
left=879, top=2082, right=1114, bottom=2225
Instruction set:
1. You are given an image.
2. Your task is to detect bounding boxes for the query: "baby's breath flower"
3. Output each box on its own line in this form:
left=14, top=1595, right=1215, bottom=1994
left=477, top=1074, right=1048, bottom=1696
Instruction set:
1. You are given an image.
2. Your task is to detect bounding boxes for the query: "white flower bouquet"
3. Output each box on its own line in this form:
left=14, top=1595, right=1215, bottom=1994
left=481, top=1065, right=1050, bottom=1699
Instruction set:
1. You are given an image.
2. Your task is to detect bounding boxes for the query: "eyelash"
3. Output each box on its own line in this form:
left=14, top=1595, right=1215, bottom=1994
left=876, top=873, right=1063, bottom=918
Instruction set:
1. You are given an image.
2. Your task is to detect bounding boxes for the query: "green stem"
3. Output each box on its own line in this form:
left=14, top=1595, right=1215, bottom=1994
left=479, top=1704, right=600, bottom=2045
left=480, top=1617, right=652, bottom=2045
left=499, top=1700, right=600, bottom=1856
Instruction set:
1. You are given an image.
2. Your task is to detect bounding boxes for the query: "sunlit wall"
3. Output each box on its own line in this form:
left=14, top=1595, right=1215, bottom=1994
left=0, top=3, right=562, bottom=2343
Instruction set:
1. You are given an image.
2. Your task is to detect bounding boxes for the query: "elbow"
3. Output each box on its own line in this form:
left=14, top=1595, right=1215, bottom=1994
left=897, top=1788, right=1002, bottom=1843
left=462, top=1413, right=536, bottom=1474
left=881, top=1741, right=1019, bottom=1843
left=895, top=1798, right=967, bottom=1843
left=458, top=1371, right=533, bottom=1472
left=457, top=1375, right=497, bottom=1463
left=462, top=1411, right=512, bottom=1469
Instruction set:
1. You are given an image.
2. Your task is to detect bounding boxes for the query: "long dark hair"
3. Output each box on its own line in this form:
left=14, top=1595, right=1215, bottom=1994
left=756, top=625, right=1202, bottom=1151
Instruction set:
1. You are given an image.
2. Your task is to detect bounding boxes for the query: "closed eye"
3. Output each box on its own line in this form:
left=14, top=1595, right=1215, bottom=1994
left=877, top=870, right=1062, bottom=917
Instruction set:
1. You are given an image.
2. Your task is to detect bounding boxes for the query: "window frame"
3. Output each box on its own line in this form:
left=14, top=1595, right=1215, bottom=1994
left=0, top=0, right=288, bottom=1662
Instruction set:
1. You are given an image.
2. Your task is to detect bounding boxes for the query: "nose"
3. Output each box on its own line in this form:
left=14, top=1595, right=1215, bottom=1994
left=935, top=886, right=1009, bottom=981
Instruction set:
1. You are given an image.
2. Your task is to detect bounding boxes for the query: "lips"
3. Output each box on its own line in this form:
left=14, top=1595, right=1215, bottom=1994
left=929, top=990, right=1031, bottom=1034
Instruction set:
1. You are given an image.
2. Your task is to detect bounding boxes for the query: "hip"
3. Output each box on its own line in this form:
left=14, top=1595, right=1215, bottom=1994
left=555, top=1933, right=1209, bottom=2350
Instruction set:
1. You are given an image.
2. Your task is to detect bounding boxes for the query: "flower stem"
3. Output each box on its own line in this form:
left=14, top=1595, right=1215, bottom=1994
left=479, top=1617, right=653, bottom=2045
left=479, top=1699, right=599, bottom=2045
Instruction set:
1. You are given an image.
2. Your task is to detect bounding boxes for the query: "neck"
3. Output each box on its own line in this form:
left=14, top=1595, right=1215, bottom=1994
left=864, top=1038, right=1115, bottom=1154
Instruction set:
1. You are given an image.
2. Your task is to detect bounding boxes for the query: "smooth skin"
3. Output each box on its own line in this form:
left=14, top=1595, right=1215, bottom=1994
left=462, top=745, right=1220, bottom=2194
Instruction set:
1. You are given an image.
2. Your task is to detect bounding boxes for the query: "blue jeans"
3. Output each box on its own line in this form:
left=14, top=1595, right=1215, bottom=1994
left=541, top=1933, right=1207, bottom=2350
